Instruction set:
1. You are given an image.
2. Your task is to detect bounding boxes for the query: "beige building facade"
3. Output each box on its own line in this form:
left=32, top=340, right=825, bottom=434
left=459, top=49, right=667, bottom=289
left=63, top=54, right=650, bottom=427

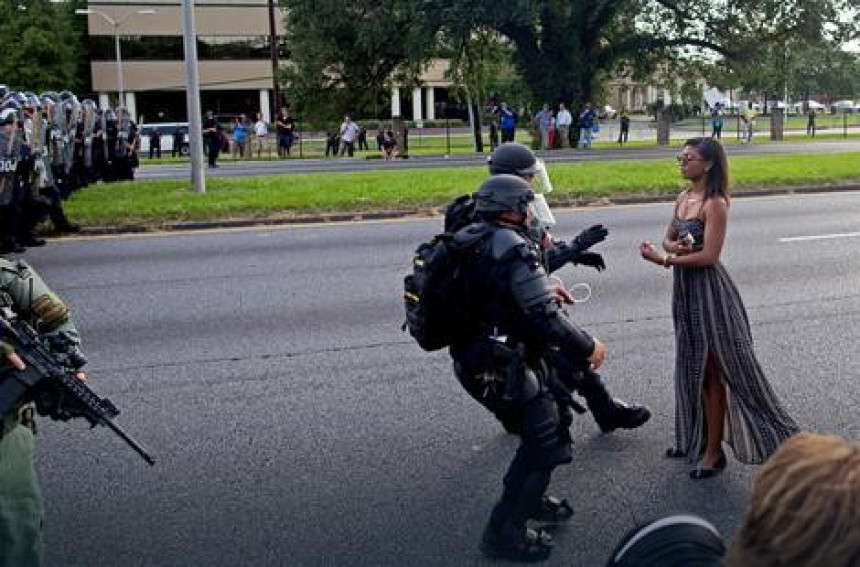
left=82, top=0, right=451, bottom=123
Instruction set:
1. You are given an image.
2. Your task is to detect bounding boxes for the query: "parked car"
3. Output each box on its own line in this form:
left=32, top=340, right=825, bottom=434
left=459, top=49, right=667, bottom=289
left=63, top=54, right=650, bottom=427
left=138, top=122, right=190, bottom=156
left=831, top=100, right=858, bottom=113
left=597, top=105, right=617, bottom=119
left=790, top=100, right=825, bottom=114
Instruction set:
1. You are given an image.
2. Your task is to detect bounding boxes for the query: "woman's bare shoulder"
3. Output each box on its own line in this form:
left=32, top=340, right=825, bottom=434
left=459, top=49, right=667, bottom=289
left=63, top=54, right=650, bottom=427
left=703, top=196, right=729, bottom=220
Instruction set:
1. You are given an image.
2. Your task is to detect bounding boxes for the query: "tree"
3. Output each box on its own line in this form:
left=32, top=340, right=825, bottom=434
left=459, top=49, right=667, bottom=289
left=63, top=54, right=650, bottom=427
left=430, top=0, right=860, bottom=110
left=280, top=0, right=432, bottom=126
left=0, top=0, right=84, bottom=92
left=280, top=0, right=860, bottom=127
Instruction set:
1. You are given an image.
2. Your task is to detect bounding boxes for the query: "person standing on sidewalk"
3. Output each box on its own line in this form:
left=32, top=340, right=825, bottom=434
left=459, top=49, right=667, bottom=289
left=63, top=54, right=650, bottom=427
left=556, top=103, right=572, bottom=148
left=338, top=115, right=360, bottom=157
left=276, top=107, right=295, bottom=158
left=202, top=110, right=221, bottom=168
left=497, top=101, right=517, bottom=143
left=578, top=103, right=596, bottom=148
left=253, top=113, right=268, bottom=158
left=710, top=104, right=724, bottom=139
left=806, top=109, right=816, bottom=137
left=533, top=104, right=553, bottom=150
left=618, top=112, right=630, bottom=145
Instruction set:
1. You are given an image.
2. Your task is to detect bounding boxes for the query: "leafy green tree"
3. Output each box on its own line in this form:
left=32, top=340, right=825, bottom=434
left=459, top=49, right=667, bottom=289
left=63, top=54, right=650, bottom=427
left=0, top=0, right=84, bottom=92
left=280, top=0, right=859, bottom=126
left=280, top=0, right=432, bottom=126
left=430, top=0, right=859, bottom=109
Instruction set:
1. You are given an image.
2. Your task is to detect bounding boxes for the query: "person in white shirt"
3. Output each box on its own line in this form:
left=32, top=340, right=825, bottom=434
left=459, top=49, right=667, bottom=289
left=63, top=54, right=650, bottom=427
left=556, top=103, right=572, bottom=148
left=253, top=113, right=268, bottom=158
left=339, top=115, right=360, bottom=157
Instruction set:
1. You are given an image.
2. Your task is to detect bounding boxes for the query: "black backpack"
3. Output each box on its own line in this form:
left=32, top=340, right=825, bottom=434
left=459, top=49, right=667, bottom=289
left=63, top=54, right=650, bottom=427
left=402, top=233, right=469, bottom=351
left=444, top=193, right=477, bottom=233
left=403, top=194, right=481, bottom=351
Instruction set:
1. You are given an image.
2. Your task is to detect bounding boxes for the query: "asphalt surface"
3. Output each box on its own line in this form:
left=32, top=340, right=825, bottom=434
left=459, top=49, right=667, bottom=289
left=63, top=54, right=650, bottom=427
left=21, top=189, right=860, bottom=566
left=136, top=139, right=860, bottom=180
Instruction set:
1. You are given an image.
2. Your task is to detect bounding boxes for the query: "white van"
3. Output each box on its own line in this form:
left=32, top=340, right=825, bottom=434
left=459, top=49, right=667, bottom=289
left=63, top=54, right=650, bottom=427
left=139, top=122, right=190, bottom=156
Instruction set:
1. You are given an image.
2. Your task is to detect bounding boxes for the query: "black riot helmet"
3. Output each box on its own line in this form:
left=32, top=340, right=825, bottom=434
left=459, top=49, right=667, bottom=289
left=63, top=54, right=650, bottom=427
left=1, top=97, right=22, bottom=122
left=607, top=514, right=726, bottom=567
left=474, top=174, right=535, bottom=216
left=487, top=142, right=539, bottom=176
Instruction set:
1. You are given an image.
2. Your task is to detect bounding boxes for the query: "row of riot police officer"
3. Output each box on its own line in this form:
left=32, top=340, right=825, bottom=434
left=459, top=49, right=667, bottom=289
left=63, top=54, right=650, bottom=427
left=0, top=86, right=140, bottom=254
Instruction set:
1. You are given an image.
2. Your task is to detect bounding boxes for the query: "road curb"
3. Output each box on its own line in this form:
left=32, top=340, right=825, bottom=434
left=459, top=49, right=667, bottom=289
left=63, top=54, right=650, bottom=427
left=71, top=183, right=860, bottom=236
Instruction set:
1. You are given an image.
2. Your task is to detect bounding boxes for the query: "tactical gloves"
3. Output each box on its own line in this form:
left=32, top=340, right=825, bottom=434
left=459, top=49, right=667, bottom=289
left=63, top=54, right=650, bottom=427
left=572, top=224, right=608, bottom=252
left=573, top=252, right=605, bottom=271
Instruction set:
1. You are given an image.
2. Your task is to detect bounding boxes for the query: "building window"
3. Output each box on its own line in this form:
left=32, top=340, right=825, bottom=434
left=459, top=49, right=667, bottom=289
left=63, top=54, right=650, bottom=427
left=89, top=35, right=274, bottom=60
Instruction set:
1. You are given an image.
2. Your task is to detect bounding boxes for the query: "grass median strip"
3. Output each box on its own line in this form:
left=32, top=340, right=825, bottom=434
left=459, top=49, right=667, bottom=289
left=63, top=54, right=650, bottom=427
left=66, top=152, right=860, bottom=227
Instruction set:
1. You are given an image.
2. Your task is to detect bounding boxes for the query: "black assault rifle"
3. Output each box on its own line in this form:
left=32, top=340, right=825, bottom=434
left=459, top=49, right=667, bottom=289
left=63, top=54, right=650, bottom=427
left=0, top=303, right=155, bottom=465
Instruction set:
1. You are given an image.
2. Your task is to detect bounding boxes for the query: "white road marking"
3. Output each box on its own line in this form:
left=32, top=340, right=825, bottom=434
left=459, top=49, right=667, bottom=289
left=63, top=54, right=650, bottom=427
left=779, top=232, right=860, bottom=243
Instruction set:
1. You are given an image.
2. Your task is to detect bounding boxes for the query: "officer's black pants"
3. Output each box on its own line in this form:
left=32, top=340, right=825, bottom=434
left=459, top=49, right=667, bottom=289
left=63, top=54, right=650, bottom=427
left=489, top=394, right=571, bottom=531
left=544, top=348, right=617, bottom=421
left=0, top=204, right=20, bottom=250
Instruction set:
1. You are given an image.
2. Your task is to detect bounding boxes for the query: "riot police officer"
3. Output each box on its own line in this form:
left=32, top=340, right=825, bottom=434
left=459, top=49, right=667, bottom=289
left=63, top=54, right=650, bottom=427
left=461, top=142, right=650, bottom=435
left=0, top=258, right=86, bottom=566
left=450, top=174, right=610, bottom=561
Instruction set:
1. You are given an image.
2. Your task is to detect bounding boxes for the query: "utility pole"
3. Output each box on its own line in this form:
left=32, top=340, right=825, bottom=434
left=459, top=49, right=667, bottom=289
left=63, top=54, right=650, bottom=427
left=182, top=0, right=205, bottom=193
left=267, top=0, right=281, bottom=118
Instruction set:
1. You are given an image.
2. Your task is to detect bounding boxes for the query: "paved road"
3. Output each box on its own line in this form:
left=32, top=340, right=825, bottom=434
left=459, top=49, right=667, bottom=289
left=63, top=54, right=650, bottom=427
left=23, top=190, right=860, bottom=566
left=137, top=139, right=860, bottom=180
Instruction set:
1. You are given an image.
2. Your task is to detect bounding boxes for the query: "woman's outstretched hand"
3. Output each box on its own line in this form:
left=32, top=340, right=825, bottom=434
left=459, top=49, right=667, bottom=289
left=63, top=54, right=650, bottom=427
left=640, top=241, right=665, bottom=265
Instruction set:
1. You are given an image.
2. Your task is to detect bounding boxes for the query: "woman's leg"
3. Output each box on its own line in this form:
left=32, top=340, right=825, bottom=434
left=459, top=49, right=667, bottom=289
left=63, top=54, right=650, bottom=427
left=700, top=354, right=727, bottom=467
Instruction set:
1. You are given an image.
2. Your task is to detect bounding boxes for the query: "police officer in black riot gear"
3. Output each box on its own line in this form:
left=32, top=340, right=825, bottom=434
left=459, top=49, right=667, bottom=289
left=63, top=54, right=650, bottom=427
left=0, top=103, right=26, bottom=254
left=480, top=142, right=651, bottom=434
left=450, top=174, right=611, bottom=562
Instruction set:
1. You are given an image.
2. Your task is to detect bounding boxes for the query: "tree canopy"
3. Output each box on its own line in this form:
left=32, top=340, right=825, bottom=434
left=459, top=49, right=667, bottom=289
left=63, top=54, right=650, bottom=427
left=280, top=0, right=431, bottom=125
left=281, top=0, right=860, bottom=119
left=0, top=0, right=85, bottom=92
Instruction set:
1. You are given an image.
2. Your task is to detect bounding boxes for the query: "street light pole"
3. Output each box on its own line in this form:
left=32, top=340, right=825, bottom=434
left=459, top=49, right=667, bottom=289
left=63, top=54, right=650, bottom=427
left=75, top=8, right=155, bottom=108
left=181, top=0, right=206, bottom=194
left=114, top=26, right=123, bottom=106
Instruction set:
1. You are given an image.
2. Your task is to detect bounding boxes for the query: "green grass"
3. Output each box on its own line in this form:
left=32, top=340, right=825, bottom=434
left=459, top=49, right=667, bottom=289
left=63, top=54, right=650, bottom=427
left=64, top=151, right=860, bottom=228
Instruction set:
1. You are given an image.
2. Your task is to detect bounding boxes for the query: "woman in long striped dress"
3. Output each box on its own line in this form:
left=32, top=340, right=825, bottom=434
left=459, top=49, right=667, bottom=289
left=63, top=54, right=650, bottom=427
left=639, top=137, right=799, bottom=479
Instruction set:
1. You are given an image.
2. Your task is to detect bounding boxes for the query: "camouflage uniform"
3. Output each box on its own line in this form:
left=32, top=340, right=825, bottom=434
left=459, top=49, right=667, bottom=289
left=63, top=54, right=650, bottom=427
left=0, top=258, right=82, bottom=567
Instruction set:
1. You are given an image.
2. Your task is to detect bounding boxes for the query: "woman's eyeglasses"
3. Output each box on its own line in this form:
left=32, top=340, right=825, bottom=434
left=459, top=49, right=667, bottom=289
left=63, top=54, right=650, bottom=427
left=676, top=154, right=704, bottom=164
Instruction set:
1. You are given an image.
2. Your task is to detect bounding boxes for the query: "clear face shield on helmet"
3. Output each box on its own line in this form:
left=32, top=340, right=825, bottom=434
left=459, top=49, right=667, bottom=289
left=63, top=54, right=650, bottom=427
left=526, top=159, right=556, bottom=235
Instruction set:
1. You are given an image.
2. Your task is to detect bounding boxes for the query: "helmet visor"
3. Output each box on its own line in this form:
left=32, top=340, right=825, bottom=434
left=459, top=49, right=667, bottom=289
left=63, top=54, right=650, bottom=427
left=529, top=193, right=556, bottom=230
left=531, top=159, right=554, bottom=194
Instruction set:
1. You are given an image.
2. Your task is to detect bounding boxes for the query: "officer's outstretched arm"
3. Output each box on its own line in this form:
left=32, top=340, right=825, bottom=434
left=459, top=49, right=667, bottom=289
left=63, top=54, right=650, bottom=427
left=508, top=250, right=595, bottom=360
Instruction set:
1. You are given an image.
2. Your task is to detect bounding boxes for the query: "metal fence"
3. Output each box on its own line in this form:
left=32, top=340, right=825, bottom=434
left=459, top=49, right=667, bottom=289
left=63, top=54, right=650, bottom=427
left=139, top=112, right=860, bottom=163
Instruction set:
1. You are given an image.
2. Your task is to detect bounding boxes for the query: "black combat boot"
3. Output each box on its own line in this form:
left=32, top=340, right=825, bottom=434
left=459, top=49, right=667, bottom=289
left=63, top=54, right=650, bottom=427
left=578, top=370, right=651, bottom=433
left=481, top=521, right=553, bottom=562
left=529, top=495, right=573, bottom=524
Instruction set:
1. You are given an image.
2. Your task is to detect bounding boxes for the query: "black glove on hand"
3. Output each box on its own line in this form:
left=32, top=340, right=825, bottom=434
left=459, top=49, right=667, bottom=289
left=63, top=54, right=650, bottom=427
left=574, top=252, right=606, bottom=272
left=572, top=224, right=609, bottom=252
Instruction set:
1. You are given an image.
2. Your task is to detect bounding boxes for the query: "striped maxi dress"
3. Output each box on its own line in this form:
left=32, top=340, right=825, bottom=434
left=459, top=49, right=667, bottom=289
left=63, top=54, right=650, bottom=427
left=670, top=217, right=799, bottom=465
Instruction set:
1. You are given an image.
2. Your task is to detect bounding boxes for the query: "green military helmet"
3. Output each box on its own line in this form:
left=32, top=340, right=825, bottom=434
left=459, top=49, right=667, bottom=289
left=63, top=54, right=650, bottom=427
left=474, top=174, right=535, bottom=215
